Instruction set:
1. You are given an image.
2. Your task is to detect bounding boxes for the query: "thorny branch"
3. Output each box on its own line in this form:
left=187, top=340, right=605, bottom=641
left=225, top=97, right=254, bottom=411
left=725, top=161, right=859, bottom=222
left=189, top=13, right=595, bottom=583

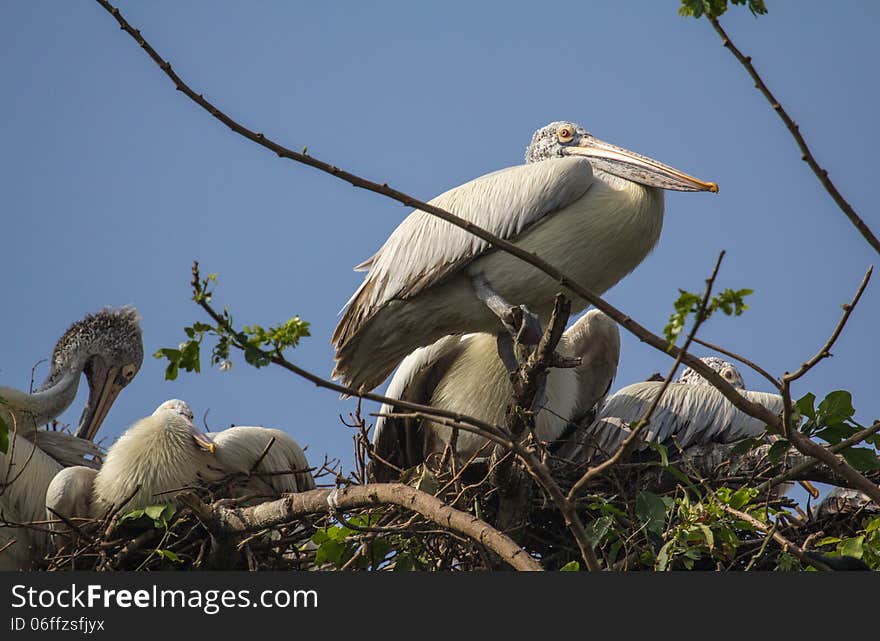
left=707, top=15, right=880, bottom=255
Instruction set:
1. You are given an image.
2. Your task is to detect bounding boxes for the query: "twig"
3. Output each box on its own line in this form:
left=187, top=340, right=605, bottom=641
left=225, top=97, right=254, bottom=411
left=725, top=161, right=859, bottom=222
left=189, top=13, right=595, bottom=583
left=783, top=267, right=872, bottom=383
left=177, top=484, right=543, bottom=571
left=718, top=504, right=831, bottom=571
left=692, top=337, right=780, bottom=388
left=95, top=0, right=771, bottom=427
left=706, top=15, right=880, bottom=255
left=568, top=251, right=725, bottom=499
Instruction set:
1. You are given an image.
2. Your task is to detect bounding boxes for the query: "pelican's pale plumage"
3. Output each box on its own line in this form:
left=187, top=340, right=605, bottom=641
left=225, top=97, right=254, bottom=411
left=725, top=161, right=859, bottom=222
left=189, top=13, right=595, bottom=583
left=372, top=310, right=620, bottom=479
left=45, top=465, right=97, bottom=533
left=0, top=308, right=141, bottom=570
left=51, top=401, right=316, bottom=521
left=334, top=121, right=716, bottom=391
left=205, top=426, right=316, bottom=497
left=581, top=357, right=782, bottom=461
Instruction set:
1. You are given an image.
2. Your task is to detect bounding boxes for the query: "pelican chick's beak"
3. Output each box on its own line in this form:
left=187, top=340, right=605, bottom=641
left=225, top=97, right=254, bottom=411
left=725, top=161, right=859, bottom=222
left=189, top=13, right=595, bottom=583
left=75, top=364, right=126, bottom=441
left=188, top=422, right=216, bottom=453
left=564, top=135, right=719, bottom=193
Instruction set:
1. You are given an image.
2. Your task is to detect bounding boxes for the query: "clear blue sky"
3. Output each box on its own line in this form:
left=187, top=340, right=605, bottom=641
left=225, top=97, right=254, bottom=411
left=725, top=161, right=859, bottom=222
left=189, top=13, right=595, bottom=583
left=2, top=1, right=877, bottom=498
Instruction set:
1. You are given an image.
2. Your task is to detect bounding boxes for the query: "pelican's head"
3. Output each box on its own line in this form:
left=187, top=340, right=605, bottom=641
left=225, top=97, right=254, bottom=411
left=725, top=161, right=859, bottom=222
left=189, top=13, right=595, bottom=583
left=41, top=307, right=144, bottom=441
left=678, top=356, right=745, bottom=390
left=524, top=121, right=718, bottom=193
left=153, top=398, right=217, bottom=454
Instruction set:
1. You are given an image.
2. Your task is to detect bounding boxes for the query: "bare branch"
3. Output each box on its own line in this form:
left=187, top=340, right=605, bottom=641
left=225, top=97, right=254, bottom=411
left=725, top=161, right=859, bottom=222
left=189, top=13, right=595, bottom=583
left=95, top=0, right=769, bottom=427
left=783, top=267, right=872, bottom=383
left=568, top=251, right=725, bottom=499
left=707, top=15, right=880, bottom=255
left=178, top=484, right=543, bottom=571
left=692, top=337, right=780, bottom=389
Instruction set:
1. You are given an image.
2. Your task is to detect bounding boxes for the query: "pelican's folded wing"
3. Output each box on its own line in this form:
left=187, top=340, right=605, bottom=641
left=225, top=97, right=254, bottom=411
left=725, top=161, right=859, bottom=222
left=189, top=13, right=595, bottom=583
left=584, top=382, right=783, bottom=459
left=333, top=157, right=594, bottom=347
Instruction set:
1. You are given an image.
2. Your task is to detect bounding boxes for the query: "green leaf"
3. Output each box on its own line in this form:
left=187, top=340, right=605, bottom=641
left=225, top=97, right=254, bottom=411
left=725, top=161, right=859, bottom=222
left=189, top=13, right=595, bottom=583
left=636, top=492, right=668, bottom=535
left=560, top=561, right=580, bottom=572
left=698, top=524, right=715, bottom=552
left=841, top=447, right=880, bottom=472
left=767, top=439, right=790, bottom=463
left=156, top=549, right=182, bottom=563
left=817, top=391, right=855, bottom=425
left=314, top=539, right=346, bottom=567
left=118, top=508, right=145, bottom=523
left=655, top=540, right=675, bottom=571
left=728, top=486, right=758, bottom=510
left=796, top=393, right=817, bottom=421
left=838, top=536, right=865, bottom=559
left=814, top=536, right=842, bottom=547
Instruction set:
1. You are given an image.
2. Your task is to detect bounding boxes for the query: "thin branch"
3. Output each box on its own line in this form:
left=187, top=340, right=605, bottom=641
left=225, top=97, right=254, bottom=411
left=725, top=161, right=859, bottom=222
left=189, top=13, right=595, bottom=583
left=178, top=484, right=543, bottom=571
left=95, top=0, right=771, bottom=427
left=718, top=504, right=831, bottom=571
left=568, top=251, right=725, bottom=499
left=692, top=337, right=780, bottom=388
left=754, top=420, right=880, bottom=496
left=707, top=15, right=880, bottom=255
left=783, top=267, right=872, bottom=383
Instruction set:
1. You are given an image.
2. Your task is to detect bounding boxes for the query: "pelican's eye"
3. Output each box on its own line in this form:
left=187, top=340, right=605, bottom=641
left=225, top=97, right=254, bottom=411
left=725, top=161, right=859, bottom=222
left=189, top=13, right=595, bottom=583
left=121, top=364, right=138, bottom=382
left=556, top=125, right=575, bottom=144
left=722, top=368, right=734, bottom=381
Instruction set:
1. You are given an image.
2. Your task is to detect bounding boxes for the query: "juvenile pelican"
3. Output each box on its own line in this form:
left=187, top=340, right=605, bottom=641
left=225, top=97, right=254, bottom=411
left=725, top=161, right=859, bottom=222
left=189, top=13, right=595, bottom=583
left=371, top=310, right=620, bottom=480
left=0, top=307, right=143, bottom=569
left=334, top=121, right=717, bottom=390
left=576, top=357, right=783, bottom=463
left=48, top=400, right=315, bottom=524
left=815, top=487, right=878, bottom=520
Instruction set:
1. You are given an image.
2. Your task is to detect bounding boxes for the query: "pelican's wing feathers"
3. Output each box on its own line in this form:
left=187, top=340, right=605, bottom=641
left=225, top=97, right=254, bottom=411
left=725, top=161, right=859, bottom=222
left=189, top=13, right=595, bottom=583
left=370, top=335, right=467, bottom=481
left=585, top=382, right=783, bottom=458
left=333, top=157, right=594, bottom=347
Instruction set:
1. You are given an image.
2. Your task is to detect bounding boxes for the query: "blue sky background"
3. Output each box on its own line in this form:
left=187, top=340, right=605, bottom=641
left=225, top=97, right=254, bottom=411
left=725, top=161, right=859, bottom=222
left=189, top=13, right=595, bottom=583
left=1, top=1, right=877, bottom=502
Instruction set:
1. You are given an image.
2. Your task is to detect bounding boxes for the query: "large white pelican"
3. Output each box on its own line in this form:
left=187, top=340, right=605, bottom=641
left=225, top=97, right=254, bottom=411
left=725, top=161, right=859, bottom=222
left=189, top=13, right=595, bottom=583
left=47, top=400, right=315, bottom=528
left=1, top=307, right=143, bottom=569
left=577, top=357, right=783, bottom=462
left=371, top=310, right=620, bottom=480
left=333, top=121, right=717, bottom=390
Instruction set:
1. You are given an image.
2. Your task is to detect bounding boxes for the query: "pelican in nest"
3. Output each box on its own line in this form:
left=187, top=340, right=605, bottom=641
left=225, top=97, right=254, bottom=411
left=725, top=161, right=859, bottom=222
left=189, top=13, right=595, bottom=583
left=1, top=307, right=143, bottom=569
left=333, top=121, right=717, bottom=390
left=370, top=310, right=620, bottom=480
left=47, top=400, right=315, bottom=529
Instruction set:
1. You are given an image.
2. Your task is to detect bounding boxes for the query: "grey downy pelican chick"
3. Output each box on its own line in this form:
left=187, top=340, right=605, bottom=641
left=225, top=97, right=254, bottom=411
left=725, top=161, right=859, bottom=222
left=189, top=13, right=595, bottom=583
left=0, top=307, right=142, bottom=570
left=577, top=357, right=783, bottom=463
left=333, top=121, right=717, bottom=391
left=371, top=309, right=620, bottom=481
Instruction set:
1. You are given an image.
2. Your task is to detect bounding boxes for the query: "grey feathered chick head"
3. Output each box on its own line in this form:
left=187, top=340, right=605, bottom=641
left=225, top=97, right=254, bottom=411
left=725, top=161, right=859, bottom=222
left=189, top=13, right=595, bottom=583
left=43, top=307, right=144, bottom=441
left=678, top=356, right=745, bottom=390
left=525, top=121, right=590, bottom=164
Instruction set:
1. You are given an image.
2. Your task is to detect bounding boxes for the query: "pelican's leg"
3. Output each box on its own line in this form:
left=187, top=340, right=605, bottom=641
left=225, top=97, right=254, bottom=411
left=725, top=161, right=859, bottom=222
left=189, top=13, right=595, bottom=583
left=496, top=334, right=520, bottom=374
left=471, top=274, right=543, bottom=345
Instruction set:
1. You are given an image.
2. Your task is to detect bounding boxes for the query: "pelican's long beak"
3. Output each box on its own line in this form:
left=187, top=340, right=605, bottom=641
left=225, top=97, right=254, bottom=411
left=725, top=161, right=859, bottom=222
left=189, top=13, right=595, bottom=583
left=565, top=135, right=718, bottom=193
left=187, top=421, right=216, bottom=453
left=75, top=364, right=125, bottom=441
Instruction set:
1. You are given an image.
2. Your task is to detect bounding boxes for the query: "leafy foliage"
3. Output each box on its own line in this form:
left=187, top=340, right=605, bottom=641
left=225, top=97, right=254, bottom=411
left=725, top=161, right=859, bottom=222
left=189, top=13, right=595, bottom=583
left=118, top=503, right=177, bottom=529
left=665, top=287, right=753, bottom=347
left=154, top=273, right=310, bottom=380
left=797, top=390, right=880, bottom=471
left=679, top=0, right=768, bottom=19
